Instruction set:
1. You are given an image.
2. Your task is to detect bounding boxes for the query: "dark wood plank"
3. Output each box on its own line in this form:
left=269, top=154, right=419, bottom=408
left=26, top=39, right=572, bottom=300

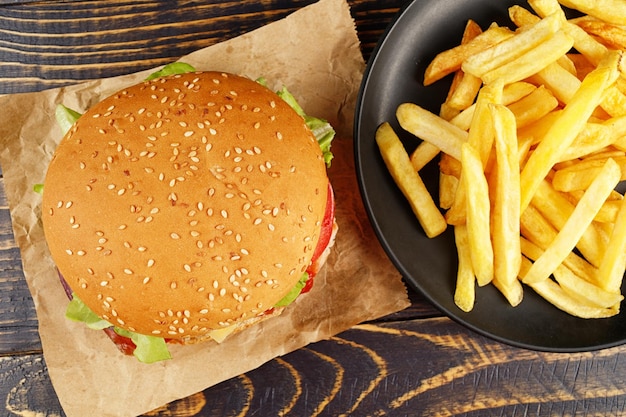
left=0, top=0, right=403, bottom=94
left=0, top=0, right=314, bottom=92
left=5, top=1, right=624, bottom=416
left=0, top=353, right=63, bottom=417
left=3, top=318, right=626, bottom=417
left=0, top=173, right=41, bottom=354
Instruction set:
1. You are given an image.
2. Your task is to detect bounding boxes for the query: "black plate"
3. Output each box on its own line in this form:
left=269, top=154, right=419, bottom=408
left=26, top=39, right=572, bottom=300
left=354, top=0, right=626, bottom=351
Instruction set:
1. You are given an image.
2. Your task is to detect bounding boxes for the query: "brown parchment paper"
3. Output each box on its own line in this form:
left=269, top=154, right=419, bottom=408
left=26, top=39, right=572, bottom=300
left=0, top=0, right=409, bottom=415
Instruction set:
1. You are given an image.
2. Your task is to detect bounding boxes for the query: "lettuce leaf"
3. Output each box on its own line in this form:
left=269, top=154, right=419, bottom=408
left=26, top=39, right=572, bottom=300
left=276, top=86, right=335, bottom=167
left=274, top=272, right=309, bottom=307
left=65, top=294, right=171, bottom=363
left=114, top=328, right=172, bottom=364
left=55, top=104, right=82, bottom=135
left=65, top=294, right=114, bottom=330
left=257, top=78, right=335, bottom=167
left=144, top=62, right=196, bottom=81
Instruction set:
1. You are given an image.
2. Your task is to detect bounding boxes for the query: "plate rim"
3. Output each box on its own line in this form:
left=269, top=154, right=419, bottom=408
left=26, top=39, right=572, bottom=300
left=353, top=0, right=626, bottom=353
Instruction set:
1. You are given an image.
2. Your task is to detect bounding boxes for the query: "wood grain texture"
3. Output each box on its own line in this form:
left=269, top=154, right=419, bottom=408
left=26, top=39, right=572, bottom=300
left=3, top=318, right=626, bottom=417
left=2, top=0, right=625, bottom=416
left=0, top=0, right=402, bottom=94
left=0, top=173, right=41, bottom=355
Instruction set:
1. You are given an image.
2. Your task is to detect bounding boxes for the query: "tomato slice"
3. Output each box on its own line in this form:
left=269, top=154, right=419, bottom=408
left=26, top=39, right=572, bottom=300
left=310, top=182, right=336, bottom=266
left=303, top=182, right=336, bottom=293
left=103, top=327, right=136, bottom=355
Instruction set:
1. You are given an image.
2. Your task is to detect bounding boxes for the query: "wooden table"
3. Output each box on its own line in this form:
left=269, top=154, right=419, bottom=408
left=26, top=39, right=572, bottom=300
left=1, top=1, right=626, bottom=416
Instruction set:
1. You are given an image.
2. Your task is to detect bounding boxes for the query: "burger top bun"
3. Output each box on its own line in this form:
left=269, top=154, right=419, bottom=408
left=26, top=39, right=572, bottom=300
left=42, top=71, right=329, bottom=342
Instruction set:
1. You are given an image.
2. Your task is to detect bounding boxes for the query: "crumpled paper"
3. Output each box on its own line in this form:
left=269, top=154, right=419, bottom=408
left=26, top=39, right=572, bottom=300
left=0, top=0, right=409, bottom=415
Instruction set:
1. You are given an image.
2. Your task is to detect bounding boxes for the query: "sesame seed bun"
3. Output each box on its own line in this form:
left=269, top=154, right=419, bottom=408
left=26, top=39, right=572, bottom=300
left=42, top=71, right=330, bottom=342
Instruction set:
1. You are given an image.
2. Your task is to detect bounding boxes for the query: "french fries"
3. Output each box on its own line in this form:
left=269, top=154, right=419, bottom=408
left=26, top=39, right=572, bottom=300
left=461, top=143, right=494, bottom=286
left=557, top=0, right=626, bottom=25
left=490, top=104, right=523, bottom=306
left=375, top=0, right=626, bottom=317
left=375, top=122, right=447, bottom=238
left=453, top=225, right=476, bottom=312
left=519, top=50, right=621, bottom=211
left=522, top=158, right=621, bottom=284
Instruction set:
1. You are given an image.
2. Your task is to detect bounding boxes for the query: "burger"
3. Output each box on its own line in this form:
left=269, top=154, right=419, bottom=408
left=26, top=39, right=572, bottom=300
left=41, top=67, right=337, bottom=363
